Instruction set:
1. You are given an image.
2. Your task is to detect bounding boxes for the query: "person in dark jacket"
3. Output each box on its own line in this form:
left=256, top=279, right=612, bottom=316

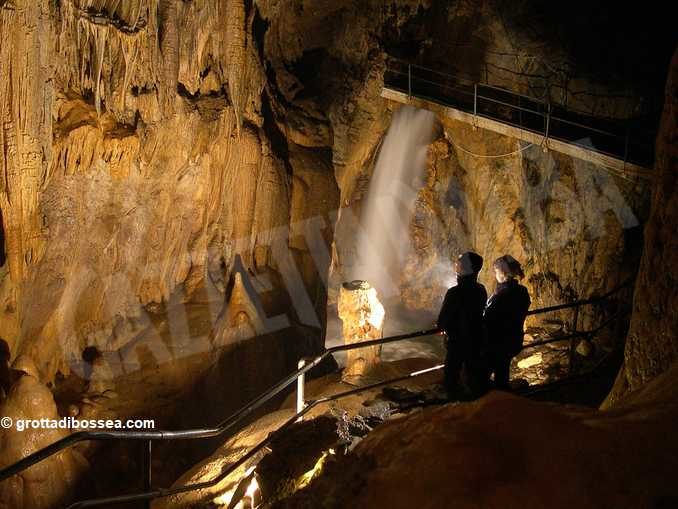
left=437, top=251, right=488, bottom=399
left=484, top=255, right=531, bottom=390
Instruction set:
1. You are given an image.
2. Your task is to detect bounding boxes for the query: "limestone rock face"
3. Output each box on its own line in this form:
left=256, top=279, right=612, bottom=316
left=0, top=0, right=338, bottom=383
left=605, top=48, right=678, bottom=404
left=410, top=120, right=645, bottom=320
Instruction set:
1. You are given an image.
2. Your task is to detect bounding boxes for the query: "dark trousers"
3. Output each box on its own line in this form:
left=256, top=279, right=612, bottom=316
left=444, top=350, right=462, bottom=395
left=488, top=353, right=512, bottom=390
left=444, top=349, right=489, bottom=399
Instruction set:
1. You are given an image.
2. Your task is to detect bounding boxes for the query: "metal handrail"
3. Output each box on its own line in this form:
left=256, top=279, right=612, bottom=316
left=385, top=57, right=657, bottom=167
left=0, top=279, right=633, bottom=507
left=387, top=66, right=641, bottom=141
left=66, top=293, right=631, bottom=508
left=526, top=279, right=631, bottom=316
left=392, top=74, right=646, bottom=144
left=0, top=329, right=440, bottom=482
left=388, top=81, right=654, bottom=170
left=386, top=55, right=657, bottom=133
left=66, top=363, right=446, bottom=508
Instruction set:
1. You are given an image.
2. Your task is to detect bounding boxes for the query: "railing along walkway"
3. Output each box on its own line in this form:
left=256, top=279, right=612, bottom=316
left=0, top=279, right=633, bottom=508
left=384, top=57, right=657, bottom=173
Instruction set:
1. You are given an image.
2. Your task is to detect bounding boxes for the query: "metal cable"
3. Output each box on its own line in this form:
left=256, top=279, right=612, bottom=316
left=449, top=139, right=537, bottom=159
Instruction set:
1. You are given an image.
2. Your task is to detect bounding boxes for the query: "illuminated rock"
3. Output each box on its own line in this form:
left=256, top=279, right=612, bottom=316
left=575, top=339, right=593, bottom=358
left=517, top=352, right=543, bottom=370
left=338, top=280, right=385, bottom=383
left=0, top=372, right=86, bottom=508
left=277, top=367, right=678, bottom=508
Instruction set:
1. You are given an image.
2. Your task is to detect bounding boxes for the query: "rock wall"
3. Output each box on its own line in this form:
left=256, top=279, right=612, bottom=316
left=605, top=48, right=678, bottom=405
left=0, top=0, right=339, bottom=383
left=399, top=117, right=646, bottom=327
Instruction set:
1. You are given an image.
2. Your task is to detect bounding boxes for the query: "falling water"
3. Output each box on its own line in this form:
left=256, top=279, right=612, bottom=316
left=350, top=105, right=436, bottom=301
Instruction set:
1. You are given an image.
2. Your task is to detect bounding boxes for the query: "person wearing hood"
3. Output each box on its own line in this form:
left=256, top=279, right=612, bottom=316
left=484, top=255, right=531, bottom=390
left=437, top=251, right=488, bottom=399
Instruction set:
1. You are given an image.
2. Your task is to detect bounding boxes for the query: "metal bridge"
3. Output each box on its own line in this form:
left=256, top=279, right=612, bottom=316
left=383, top=57, right=656, bottom=178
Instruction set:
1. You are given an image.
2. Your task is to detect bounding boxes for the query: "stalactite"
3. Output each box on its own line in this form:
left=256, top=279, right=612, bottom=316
left=158, top=0, right=178, bottom=113
left=57, top=0, right=159, bottom=122
left=226, top=0, right=248, bottom=135
left=119, top=32, right=139, bottom=110
left=92, top=23, right=108, bottom=115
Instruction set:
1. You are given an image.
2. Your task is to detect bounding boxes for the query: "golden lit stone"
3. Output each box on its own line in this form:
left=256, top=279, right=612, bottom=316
left=338, top=280, right=385, bottom=384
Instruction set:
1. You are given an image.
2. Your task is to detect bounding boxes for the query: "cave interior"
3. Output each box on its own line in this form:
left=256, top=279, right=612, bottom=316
left=0, top=1, right=676, bottom=508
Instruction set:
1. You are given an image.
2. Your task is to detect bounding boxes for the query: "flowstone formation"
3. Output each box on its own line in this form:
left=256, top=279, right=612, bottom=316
left=338, top=281, right=385, bottom=383
left=0, top=361, right=87, bottom=509
left=605, top=48, right=678, bottom=404
left=0, top=0, right=339, bottom=384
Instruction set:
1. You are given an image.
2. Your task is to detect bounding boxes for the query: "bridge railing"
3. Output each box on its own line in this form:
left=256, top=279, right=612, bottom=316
left=384, top=56, right=656, bottom=169
left=0, top=279, right=633, bottom=508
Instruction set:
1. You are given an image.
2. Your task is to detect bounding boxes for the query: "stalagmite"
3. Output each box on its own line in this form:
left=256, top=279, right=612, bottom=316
left=338, top=280, right=385, bottom=384
left=0, top=357, right=87, bottom=508
left=86, top=355, right=116, bottom=396
left=211, top=272, right=264, bottom=348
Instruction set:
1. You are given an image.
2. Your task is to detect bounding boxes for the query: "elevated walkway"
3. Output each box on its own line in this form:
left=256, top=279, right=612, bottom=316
left=383, top=58, right=656, bottom=179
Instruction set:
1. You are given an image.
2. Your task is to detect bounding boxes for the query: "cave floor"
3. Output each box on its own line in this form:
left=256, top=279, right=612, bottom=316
left=161, top=348, right=624, bottom=508
left=48, top=296, right=620, bottom=505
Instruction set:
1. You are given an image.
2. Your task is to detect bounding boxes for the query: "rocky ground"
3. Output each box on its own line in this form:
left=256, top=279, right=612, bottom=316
left=272, top=363, right=678, bottom=509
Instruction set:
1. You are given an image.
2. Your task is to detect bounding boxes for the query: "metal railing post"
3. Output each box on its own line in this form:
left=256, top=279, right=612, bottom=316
left=473, top=83, right=478, bottom=130
left=143, top=439, right=152, bottom=509
left=407, top=64, right=412, bottom=99
left=296, top=359, right=306, bottom=422
left=543, top=99, right=551, bottom=152
left=568, top=305, right=580, bottom=375
left=623, top=124, right=630, bottom=168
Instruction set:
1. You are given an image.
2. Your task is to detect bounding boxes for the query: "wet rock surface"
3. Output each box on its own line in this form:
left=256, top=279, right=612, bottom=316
left=157, top=358, right=443, bottom=508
